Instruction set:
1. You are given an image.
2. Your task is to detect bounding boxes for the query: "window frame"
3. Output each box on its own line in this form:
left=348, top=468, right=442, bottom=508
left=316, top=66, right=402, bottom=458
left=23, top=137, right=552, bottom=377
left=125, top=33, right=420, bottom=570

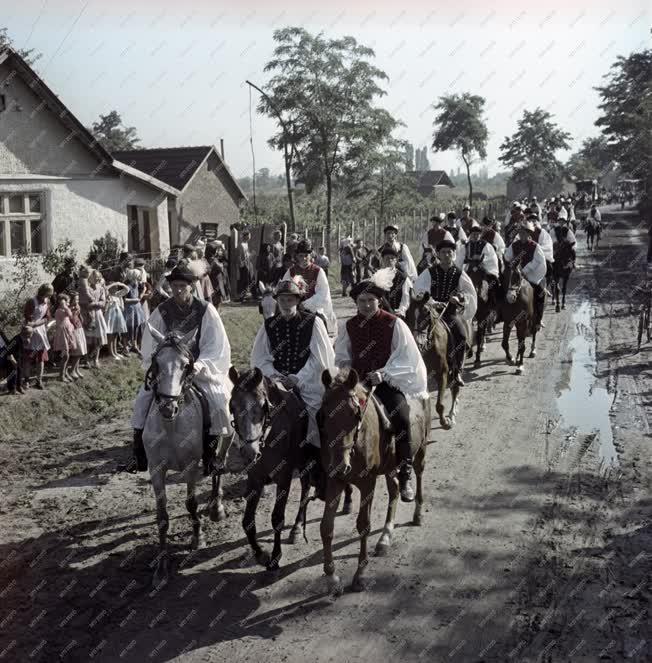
left=0, top=192, right=47, bottom=257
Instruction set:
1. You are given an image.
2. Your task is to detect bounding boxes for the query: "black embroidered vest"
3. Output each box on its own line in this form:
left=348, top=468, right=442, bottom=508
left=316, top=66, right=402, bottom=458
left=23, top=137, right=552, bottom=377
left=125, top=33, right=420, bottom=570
left=346, top=309, right=396, bottom=378
left=428, top=264, right=462, bottom=302
left=157, top=297, right=208, bottom=357
left=387, top=270, right=407, bottom=312
left=264, top=310, right=316, bottom=375
left=466, top=239, right=487, bottom=262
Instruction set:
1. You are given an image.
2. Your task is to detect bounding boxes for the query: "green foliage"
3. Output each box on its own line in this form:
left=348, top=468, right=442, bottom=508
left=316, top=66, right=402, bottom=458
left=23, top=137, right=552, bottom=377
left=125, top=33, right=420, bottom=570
left=87, top=232, right=122, bottom=272
left=0, top=249, right=40, bottom=333
left=91, top=110, right=141, bottom=152
left=595, top=49, right=652, bottom=194
left=499, top=108, right=571, bottom=197
left=432, top=93, right=489, bottom=204
left=41, top=239, right=77, bottom=277
left=0, top=27, right=41, bottom=64
left=565, top=136, right=616, bottom=181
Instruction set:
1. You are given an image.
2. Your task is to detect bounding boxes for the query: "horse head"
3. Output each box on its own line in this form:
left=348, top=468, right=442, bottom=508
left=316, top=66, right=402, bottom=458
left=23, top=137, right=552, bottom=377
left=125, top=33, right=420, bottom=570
left=318, top=368, right=364, bottom=480
left=228, top=366, right=271, bottom=463
left=502, top=264, right=523, bottom=304
left=147, top=324, right=196, bottom=420
left=405, top=292, right=435, bottom=353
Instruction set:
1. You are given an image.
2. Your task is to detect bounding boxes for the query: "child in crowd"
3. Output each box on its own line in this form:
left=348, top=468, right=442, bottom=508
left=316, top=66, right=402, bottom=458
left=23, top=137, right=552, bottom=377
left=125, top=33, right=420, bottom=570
left=53, top=293, right=77, bottom=382
left=23, top=283, right=53, bottom=389
left=105, top=282, right=128, bottom=360
left=68, top=293, right=86, bottom=379
left=315, top=246, right=330, bottom=276
left=123, top=269, right=144, bottom=355
left=1, top=327, right=31, bottom=394
left=84, top=269, right=108, bottom=369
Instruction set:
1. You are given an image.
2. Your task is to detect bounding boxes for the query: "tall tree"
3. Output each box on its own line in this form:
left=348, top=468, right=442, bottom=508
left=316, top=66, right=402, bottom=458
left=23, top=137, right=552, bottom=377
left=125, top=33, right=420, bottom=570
left=261, top=27, right=398, bottom=255
left=91, top=110, right=141, bottom=152
left=565, top=136, right=615, bottom=180
left=595, top=49, right=652, bottom=195
left=432, top=93, right=488, bottom=204
left=499, top=108, right=571, bottom=198
left=403, top=142, right=415, bottom=170
left=0, top=27, right=41, bottom=65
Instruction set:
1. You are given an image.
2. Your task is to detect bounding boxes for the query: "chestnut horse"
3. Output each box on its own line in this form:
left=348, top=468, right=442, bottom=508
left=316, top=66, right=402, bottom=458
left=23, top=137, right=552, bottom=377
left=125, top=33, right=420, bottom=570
left=318, top=368, right=431, bottom=595
left=467, top=265, right=497, bottom=366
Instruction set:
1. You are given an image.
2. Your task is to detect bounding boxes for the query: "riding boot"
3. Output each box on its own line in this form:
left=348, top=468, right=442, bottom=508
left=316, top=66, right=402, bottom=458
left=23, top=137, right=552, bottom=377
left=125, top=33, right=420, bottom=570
left=203, top=434, right=220, bottom=476
left=130, top=428, right=148, bottom=473
left=397, top=459, right=415, bottom=503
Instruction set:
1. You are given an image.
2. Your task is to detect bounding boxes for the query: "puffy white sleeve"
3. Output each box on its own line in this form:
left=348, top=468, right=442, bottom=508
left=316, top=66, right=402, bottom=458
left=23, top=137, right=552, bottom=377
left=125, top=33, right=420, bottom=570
left=295, top=317, right=336, bottom=384
left=458, top=228, right=468, bottom=244
left=303, top=267, right=331, bottom=313
left=250, top=324, right=277, bottom=378
left=566, top=229, right=577, bottom=246
left=140, top=308, right=164, bottom=371
left=454, top=246, right=465, bottom=271
left=400, top=245, right=418, bottom=283
left=381, top=319, right=428, bottom=399
left=458, top=271, right=477, bottom=322
left=504, top=242, right=515, bottom=263
left=421, top=230, right=431, bottom=250
left=334, top=322, right=353, bottom=369
left=396, top=277, right=412, bottom=317
left=281, top=268, right=291, bottom=281
left=493, top=233, right=506, bottom=258
left=539, top=229, right=554, bottom=262
left=195, top=304, right=232, bottom=381
left=413, top=268, right=432, bottom=296
left=481, top=243, right=499, bottom=278
left=523, top=245, right=547, bottom=285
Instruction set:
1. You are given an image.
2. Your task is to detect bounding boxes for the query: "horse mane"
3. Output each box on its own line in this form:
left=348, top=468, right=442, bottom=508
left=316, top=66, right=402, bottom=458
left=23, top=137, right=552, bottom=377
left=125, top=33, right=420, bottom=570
left=330, top=368, right=368, bottom=399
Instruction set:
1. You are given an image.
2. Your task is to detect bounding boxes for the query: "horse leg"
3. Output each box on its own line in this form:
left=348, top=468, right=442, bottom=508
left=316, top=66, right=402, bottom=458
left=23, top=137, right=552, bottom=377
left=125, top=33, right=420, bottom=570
left=242, top=478, right=268, bottom=567
left=448, top=383, right=460, bottom=427
left=502, top=322, right=513, bottom=365
left=515, top=322, right=527, bottom=374
left=411, top=444, right=426, bottom=526
left=375, top=473, right=399, bottom=556
left=289, top=471, right=310, bottom=544
left=562, top=275, right=568, bottom=309
left=436, top=369, right=451, bottom=430
left=268, top=477, right=292, bottom=571
left=342, top=484, right=354, bottom=515
left=474, top=321, right=484, bottom=366
left=209, top=471, right=227, bottom=522
left=187, top=467, right=206, bottom=550
left=150, top=467, right=170, bottom=587
left=529, top=324, right=538, bottom=359
left=321, top=479, right=345, bottom=596
left=351, top=481, right=375, bottom=592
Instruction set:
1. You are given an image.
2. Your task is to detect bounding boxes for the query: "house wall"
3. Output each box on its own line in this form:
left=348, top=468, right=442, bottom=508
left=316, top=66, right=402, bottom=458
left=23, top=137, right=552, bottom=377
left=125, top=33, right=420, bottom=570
left=175, top=153, right=241, bottom=244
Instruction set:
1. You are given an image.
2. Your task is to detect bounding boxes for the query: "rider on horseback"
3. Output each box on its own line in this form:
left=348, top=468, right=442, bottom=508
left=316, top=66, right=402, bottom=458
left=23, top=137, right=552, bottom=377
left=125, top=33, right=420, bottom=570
left=380, top=246, right=412, bottom=318
left=480, top=216, right=506, bottom=265
left=379, top=224, right=418, bottom=282
left=465, top=221, right=500, bottom=307
left=250, top=276, right=336, bottom=499
left=503, top=203, right=524, bottom=248
left=530, top=213, right=555, bottom=292
left=334, top=268, right=428, bottom=502
left=504, top=221, right=547, bottom=331
left=421, top=213, right=454, bottom=254
left=445, top=212, right=468, bottom=270
left=130, top=264, right=233, bottom=475
left=414, top=239, right=477, bottom=388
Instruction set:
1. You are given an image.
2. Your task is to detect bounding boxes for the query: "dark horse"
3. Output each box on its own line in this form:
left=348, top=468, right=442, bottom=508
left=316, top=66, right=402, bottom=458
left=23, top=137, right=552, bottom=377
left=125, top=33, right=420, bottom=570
left=318, top=368, right=431, bottom=594
left=405, top=293, right=459, bottom=428
left=585, top=218, right=600, bottom=251
left=552, top=242, right=575, bottom=312
left=228, top=367, right=312, bottom=570
left=467, top=264, right=497, bottom=366
left=499, top=264, right=537, bottom=374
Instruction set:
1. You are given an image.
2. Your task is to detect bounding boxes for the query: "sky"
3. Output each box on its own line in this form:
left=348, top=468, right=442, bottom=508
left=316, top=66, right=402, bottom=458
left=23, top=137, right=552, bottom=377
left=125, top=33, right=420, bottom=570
left=2, top=0, right=650, bottom=178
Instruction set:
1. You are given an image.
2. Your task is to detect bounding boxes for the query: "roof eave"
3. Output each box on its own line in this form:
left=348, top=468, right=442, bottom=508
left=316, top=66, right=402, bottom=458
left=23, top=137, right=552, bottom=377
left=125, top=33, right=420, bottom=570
left=112, top=160, right=181, bottom=196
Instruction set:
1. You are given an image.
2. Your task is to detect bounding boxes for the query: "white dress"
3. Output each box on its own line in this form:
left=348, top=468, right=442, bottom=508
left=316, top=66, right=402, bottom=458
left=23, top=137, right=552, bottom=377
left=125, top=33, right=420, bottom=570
left=334, top=316, right=428, bottom=399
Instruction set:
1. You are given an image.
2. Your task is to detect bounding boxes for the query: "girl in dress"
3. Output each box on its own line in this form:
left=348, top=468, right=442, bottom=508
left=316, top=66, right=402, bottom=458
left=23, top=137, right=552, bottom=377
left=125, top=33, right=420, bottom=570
left=69, top=292, right=87, bottom=379
left=53, top=293, right=77, bottom=382
left=105, top=282, right=129, bottom=360
left=23, top=284, right=53, bottom=389
left=123, top=269, right=144, bottom=355
left=81, top=269, right=108, bottom=368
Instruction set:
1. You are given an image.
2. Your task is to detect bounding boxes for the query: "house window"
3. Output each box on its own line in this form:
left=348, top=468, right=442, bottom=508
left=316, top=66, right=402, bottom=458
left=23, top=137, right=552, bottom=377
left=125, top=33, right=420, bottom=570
left=126, top=204, right=152, bottom=257
left=201, top=223, right=219, bottom=241
left=0, top=192, right=46, bottom=256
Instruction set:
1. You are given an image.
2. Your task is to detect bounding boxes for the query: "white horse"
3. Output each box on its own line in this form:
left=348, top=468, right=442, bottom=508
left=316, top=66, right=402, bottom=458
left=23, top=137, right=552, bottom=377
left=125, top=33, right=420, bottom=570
left=144, top=325, right=227, bottom=586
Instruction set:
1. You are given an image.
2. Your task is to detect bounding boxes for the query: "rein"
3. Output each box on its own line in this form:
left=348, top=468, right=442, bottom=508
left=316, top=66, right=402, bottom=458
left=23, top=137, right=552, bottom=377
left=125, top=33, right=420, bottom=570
left=145, top=337, right=196, bottom=408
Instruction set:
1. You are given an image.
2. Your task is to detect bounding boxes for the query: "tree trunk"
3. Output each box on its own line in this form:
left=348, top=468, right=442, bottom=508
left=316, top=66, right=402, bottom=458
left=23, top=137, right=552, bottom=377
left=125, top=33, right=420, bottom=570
left=462, top=153, right=473, bottom=205
left=326, top=172, right=333, bottom=259
left=283, top=141, right=295, bottom=233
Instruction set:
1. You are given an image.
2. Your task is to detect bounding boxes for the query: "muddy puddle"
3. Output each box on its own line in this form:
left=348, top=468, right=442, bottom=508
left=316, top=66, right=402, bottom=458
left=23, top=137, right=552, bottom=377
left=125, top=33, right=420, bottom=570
left=556, top=302, right=619, bottom=475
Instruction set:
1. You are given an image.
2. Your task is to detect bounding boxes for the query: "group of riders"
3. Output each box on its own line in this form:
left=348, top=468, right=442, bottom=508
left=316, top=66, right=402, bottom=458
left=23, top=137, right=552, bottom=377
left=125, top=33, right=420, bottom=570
left=128, top=195, right=593, bottom=504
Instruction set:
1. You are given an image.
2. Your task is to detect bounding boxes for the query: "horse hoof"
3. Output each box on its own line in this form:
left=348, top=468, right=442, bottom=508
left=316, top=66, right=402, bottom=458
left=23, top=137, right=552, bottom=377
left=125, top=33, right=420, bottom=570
left=529, top=350, right=537, bottom=358
left=375, top=535, right=391, bottom=556
left=350, top=574, right=367, bottom=592
left=191, top=533, right=206, bottom=550
left=288, top=526, right=301, bottom=544
left=266, top=556, right=281, bottom=572
left=555, top=306, right=560, bottom=313
left=440, top=417, right=452, bottom=431
left=474, top=358, right=481, bottom=367
left=255, top=550, right=271, bottom=567
left=209, top=504, right=227, bottom=522
left=506, top=357, right=514, bottom=366
left=152, top=559, right=169, bottom=589
left=562, top=304, right=566, bottom=310
left=341, top=500, right=353, bottom=516
left=412, top=508, right=423, bottom=526
left=515, top=366, right=524, bottom=375
left=326, top=574, right=343, bottom=597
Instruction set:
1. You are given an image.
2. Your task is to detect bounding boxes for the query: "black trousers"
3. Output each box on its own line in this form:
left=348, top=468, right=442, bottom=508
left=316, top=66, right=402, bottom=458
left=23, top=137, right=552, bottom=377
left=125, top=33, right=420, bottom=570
left=532, top=282, right=546, bottom=328
left=375, top=382, right=412, bottom=471
left=442, top=308, right=467, bottom=372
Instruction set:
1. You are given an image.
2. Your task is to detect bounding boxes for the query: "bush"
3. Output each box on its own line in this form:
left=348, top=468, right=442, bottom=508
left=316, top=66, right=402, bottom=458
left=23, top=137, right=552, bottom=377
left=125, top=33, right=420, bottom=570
left=87, top=232, right=122, bottom=273
left=41, top=239, right=77, bottom=277
left=0, top=249, right=40, bottom=334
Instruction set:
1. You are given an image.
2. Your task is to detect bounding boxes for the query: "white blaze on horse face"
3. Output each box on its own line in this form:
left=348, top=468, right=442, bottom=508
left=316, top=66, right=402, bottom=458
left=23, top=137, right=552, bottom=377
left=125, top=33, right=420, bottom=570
left=155, top=345, right=190, bottom=397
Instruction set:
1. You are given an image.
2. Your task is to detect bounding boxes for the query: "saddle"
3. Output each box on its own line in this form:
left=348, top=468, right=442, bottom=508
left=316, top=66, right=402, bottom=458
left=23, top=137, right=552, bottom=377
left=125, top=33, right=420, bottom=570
left=370, top=392, right=393, bottom=432
left=190, top=384, right=211, bottom=435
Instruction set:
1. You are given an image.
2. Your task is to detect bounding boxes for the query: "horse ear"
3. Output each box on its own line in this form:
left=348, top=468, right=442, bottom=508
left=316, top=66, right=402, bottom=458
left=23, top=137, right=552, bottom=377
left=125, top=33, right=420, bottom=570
left=321, top=369, right=333, bottom=389
left=252, top=367, right=264, bottom=388
left=345, top=369, right=359, bottom=390
left=147, top=322, right=165, bottom=344
left=228, top=366, right=239, bottom=384
left=179, top=328, right=197, bottom=347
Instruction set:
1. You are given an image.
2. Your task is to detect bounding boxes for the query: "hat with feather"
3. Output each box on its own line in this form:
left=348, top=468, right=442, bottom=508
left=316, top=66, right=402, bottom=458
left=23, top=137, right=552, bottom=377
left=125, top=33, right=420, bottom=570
left=350, top=267, right=395, bottom=301
left=274, top=275, right=307, bottom=299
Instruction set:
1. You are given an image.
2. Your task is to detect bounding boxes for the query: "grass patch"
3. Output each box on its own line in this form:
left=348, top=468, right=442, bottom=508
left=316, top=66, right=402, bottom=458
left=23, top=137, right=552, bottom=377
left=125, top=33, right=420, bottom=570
left=220, top=303, right=263, bottom=369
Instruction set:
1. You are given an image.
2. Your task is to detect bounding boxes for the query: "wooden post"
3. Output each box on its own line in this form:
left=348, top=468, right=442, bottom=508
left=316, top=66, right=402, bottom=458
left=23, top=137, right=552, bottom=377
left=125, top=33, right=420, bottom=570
left=363, top=219, right=367, bottom=245
left=336, top=222, right=341, bottom=250
left=321, top=227, right=326, bottom=249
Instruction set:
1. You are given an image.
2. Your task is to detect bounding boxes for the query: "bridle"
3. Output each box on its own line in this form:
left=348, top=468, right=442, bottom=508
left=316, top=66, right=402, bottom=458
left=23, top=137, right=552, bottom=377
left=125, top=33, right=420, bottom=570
left=145, top=336, right=195, bottom=408
left=229, top=383, right=272, bottom=447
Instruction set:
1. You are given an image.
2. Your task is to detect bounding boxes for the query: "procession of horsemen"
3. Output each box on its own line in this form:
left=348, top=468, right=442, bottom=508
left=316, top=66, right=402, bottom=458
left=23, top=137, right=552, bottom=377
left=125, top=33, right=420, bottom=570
left=130, top=194, right=587, bottom=589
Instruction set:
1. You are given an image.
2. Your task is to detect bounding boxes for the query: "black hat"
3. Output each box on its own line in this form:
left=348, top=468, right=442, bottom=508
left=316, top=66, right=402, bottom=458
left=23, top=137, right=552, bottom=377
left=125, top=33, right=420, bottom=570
left=380, top=245, right=399, bottom=257
left=274, top=278, right=304, bottom=299
left=446, top=212, right=457, bottom=220
left=350, top=280, right=385, bottom=301
left=168, top=264, right=196, bottom=284
left=383, top=224, right=399, bottom=233
left=436, top=239, right=457, bottom=251
left=296, top=239, right=312, bottom=254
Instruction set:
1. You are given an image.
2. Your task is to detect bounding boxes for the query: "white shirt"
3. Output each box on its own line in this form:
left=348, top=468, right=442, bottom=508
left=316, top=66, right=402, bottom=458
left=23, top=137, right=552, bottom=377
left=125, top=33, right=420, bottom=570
left=384, top=240, right=418, bottom=283
left=534, top=226, right=554, bottom=262
left=413, top=266, right=478, bottom=323
left=334, top=315, right=428, bottom=399
left=504, top=241, right=547, bottom=285
left=465, top=240, right=499, bottom=278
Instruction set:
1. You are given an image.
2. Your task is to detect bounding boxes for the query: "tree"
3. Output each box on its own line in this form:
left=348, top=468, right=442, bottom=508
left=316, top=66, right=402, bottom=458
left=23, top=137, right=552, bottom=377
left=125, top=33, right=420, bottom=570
left=91, top=110, right=141, bottom=152
left=261, top=27, right=399, bottom=255
left=565, top=136, right=615, bottom=180
left=595, top=49, right=652, bottom=195
left=0, top=27, right=41, bottom=65
left=499, top=108, right=571, bottom=198
left=403, top=143, right=415, bottom=170
left=432, top=93, right=488, bottom=204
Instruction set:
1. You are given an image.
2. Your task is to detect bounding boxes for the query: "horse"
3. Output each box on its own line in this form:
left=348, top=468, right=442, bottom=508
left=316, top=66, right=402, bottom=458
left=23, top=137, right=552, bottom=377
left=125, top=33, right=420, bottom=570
left=585, top=218, right=598, bottom=251
left=466, top=263, right=497, bottom=366
left=318, top=368, right=430, bottom=595
left=551, top=242, right=575, bottom=312
left=143, top=326, right=228, bottom=586
left=228, top=367, right=312, bottom=571
left=499, top=264, right=537, bottom=374
left=404, top=292, right=458, bottom=428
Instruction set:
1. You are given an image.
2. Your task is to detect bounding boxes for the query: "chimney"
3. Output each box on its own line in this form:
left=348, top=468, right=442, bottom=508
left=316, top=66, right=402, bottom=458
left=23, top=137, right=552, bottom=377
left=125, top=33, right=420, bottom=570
left=220, top=138, right=225, bottom=160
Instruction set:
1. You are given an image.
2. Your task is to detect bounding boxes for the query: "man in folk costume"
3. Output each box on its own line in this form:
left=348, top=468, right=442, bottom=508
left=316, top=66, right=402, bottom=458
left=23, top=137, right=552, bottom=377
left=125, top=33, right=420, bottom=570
left=282, top=239, right=337, bottom=335
left=480, top=216, right=506, bottom=263
left=129, top=264, right=232, bottom=475
left=414, top=239, right=477, bottom=388
left=504, top=221, right=548, bottom=331
left=530, top=213, right=554, bottom=291
left=420, top=213, right=454, bottom=254
left=334, top=268, right=429, bottom=502
left=459, top=204, right=477, bottom=236
left=379, top=224, right=418, bottom=283
left=237, top=228, right=256, bottom=302
left=444, top=212, right=468, bottom=271
left=503, top=203, right=524, bottom=247
left=379, top=246, right=412, bottom=318
left=465, top=221, right=500, bottom=307
left=250, top=276, right=335, bottom=497
left=271, top=229, right=285, bottom=285
left=531, top=196, right=543, bottom=221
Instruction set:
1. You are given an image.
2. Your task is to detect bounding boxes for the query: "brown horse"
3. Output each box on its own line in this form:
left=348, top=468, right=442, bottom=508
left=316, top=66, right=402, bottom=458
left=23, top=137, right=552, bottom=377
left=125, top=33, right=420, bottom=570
left=405, top=292, right=458, bottom=428
left=318, top=368, right=431, bottom=594
left=467, top=264, right=498, bottom=366
left=552, top=242, right=575, bottom=312
left=499, top=264, right=537, bottom=374
left=228, top=367, right=311, bottom=571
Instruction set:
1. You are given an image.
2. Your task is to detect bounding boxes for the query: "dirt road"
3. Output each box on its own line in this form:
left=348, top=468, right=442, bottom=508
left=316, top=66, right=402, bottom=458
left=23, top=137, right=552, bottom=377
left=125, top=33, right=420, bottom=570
left=1, top=206, right=649, bottom=662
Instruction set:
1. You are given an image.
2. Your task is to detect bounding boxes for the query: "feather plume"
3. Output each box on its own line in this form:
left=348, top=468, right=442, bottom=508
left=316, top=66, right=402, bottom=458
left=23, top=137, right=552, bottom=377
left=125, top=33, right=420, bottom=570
left=187, top=258, right=208, bottom=278
left=369, top=267, right=395, bottom=292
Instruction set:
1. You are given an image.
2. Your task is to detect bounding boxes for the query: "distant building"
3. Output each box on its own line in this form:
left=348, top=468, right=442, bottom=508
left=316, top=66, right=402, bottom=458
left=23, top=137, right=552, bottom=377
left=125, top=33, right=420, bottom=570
left=407, top=170, right=455, bottom=196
